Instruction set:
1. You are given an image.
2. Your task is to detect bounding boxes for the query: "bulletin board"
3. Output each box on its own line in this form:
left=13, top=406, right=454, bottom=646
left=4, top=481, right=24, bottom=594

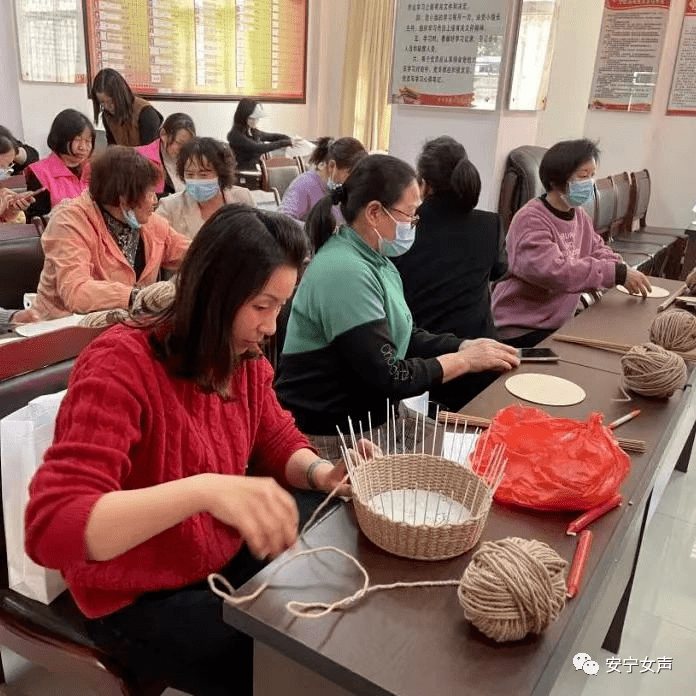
left=82, top=0, right=308, bottom=102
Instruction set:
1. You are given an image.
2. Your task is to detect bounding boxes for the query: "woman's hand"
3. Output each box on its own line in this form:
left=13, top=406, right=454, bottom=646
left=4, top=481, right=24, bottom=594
left=313, top=461, right=351, bottom=497
left=0, top=189, right=39, bottom=221
left=201, top=474, right=299, bottom=559
left=623, top=269, right=652, bottom=297
left=458, top=338, right=520, bottom=372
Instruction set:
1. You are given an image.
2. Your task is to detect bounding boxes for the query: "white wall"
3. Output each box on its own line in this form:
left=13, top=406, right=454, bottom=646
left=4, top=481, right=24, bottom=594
left=0, top=0, right=23, bottom=137
left=4, top=0, right=349, bottom=157
left=536, top=0, right=604, bottom=146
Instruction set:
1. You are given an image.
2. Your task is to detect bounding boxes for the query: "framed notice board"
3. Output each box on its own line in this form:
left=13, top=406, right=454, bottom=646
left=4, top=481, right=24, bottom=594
left=82, top=0, right=308, bottom=102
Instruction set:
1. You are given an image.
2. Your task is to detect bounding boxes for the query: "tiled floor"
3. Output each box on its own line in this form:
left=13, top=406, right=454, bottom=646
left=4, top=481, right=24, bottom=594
left=2, top=458, right=695, bottom=695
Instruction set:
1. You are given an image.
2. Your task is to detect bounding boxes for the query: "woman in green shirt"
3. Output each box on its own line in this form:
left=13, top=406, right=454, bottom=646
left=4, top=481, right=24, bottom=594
left=276, top=154, right=518, bottom=437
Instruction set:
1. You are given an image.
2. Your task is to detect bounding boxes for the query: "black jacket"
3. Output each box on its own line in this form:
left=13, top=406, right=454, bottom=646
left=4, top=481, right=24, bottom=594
left=227, top=127, right=292, bottom=171
left=393, top=194, right=507, bottom=340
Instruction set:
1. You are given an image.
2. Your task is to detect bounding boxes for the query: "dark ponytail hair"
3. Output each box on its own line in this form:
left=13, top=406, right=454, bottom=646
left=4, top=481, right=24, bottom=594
left=308, top=136, right=367, bottom=169
left=305, top=154, right=416, bottom=252
left=417, top=135, right=481, bottom=211
left=308, top=137, right=333, bottom=167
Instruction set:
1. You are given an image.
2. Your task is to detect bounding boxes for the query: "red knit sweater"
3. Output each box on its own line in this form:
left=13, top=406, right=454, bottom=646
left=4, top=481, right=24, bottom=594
left=25, top=325, right=310, bottom=618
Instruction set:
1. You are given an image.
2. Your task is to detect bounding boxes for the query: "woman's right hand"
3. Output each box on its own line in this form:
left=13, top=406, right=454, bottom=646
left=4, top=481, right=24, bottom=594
left=459, top=338, right=520, bottom=373
left=438, top=339, right=519, bottom=382
left=201, top=474, right=299, bottom=559
left=623, top=269, right=652, bottom=297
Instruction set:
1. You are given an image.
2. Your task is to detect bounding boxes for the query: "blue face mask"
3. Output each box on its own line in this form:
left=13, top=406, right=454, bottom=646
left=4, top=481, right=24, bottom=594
left=566, top=178, right=595, bottom=207
left=0, top=166, right=13, bottom=181
left=375, top=219, right=416, bottom=258
left=327, top=177, right=338, bottom=191
left=186, top=178, right=221, bottom=203
left=122, top=207, right=141, bottom=230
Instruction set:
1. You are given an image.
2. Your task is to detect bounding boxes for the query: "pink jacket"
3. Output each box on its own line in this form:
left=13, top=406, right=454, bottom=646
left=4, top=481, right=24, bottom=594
left=492, top=198, right=622, bottom=333
left=29, top=190, right=190, bottom=320
left=136, top=139, right=164, bottom=194
left=27, top=152, right=90, bottom=207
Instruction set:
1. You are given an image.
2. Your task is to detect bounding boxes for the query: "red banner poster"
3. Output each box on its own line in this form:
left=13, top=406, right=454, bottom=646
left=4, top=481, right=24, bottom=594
left=667, top=0, right=696, bottom=115
left=589, top=0, right=671, bottom=112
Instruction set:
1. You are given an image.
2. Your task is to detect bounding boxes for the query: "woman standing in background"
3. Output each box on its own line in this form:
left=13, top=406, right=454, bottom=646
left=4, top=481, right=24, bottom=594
left=90, top=68, right=163, bottom=147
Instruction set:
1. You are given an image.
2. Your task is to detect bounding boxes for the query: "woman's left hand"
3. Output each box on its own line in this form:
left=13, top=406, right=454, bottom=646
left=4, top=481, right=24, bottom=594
left=314, top=460, right=351, bottom=497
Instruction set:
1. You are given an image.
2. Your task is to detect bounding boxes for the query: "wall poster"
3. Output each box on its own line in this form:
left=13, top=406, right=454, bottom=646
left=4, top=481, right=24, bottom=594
left=667, top=0, right=696, bottom=115
left=390, top=1, right=507, bottom=110
left=588, top=0, right=670, bottom=112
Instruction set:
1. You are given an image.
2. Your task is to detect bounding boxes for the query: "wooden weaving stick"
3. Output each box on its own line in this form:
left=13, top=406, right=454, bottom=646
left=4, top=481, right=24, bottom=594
left=658, top=284, right=688, bottom=313
left=437, top=411, right=646, bottom=453
left=552, top=333, right=696, bottom=362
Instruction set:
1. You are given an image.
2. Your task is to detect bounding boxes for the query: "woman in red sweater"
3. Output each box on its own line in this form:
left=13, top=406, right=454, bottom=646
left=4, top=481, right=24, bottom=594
left=25, top=205, right=348, bottom=696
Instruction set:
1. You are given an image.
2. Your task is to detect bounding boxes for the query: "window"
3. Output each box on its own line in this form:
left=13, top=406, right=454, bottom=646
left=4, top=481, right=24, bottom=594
left=508, top=0, right=560, bottom=111
left=83, top=0, right=308, bottom=101
left=15, top=0, right=87, bottom=83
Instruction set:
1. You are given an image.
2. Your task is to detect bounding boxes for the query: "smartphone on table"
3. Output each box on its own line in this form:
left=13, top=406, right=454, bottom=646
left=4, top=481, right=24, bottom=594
left=518, top=347, right=560, bottom=362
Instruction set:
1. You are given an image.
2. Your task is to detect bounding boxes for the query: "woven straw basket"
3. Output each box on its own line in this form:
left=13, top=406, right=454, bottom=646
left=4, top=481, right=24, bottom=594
left=351, top=453, right=494, bottom=561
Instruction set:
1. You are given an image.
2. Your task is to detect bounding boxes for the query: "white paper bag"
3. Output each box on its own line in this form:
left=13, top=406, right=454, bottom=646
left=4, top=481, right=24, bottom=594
left=1, top=390, right=68, bottom=603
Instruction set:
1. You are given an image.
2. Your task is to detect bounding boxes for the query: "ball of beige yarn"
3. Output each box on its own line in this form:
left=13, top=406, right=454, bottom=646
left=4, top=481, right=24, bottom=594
left=621, top=343, right=687, bottom=398
left=649, top=309, right=696, bottom=353
left=457, top=537, right=567, bottom=643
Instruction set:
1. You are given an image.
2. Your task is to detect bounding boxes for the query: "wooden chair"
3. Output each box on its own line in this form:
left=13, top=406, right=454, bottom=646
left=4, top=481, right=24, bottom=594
left=592, top=178, right=654, bottom=274
left=0, top=328, right=165, bottom=695
left=0, top=223, right=44, bottom=309
left=235, top=169, right=263, bottom=191
left=611, top=171, right=682, bottom=278
left=260, top=157, right=300, bottom=200
left=631, top=170, right=686, bottom=237
left=0, top=175, right=27, bottom=193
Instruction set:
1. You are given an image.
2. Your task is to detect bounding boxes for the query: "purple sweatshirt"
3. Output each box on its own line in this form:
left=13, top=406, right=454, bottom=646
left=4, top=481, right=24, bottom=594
left=492, top=198, right=622, bottom=334
left=278, top=170, right=326, bottom=221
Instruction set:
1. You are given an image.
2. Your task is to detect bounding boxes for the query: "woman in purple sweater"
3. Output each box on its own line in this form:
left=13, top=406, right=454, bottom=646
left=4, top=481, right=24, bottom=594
left=278, top=136, right=366, bottom=222
left=492, top=139, right=651, bottom=347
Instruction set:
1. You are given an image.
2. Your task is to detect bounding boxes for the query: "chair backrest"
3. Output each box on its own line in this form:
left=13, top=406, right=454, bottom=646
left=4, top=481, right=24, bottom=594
left=609, top=172, right=632, bottom=236
left=0, top=175, right=28, bottom=192
left=593, top=176, right=616, bottom=238
left=250, top=188, right=280, bottom=211
left=498, top=145, right=548, bottom=233
left=260, top=157, right=300, bottom=199
left=293, top=156, right=307, bottom=173
left=0, top=223, right=44, bottom=308
left=631, top=169, right=650, bottom=228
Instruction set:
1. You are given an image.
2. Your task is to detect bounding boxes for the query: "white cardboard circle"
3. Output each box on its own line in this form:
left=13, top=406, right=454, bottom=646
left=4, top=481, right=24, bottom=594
left=616, top=285, right=670, bottom=298
left=505, top=373, right=586, bottom=406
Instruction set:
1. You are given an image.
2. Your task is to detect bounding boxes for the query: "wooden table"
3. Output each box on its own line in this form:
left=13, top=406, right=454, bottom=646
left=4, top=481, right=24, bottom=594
left=223, top=279, right=696, bottom=696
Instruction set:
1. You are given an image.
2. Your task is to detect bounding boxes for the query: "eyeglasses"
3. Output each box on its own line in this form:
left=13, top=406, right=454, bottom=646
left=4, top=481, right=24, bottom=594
left=71, top=137, right=93, bottom=148
left=383, top=205, right=419, bottom=229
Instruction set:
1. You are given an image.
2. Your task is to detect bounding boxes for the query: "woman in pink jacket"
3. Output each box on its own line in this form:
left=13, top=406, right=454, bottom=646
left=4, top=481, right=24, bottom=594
left=24, top=109, right=94, bottom=219
left=12, top=146, right=190, bottom=323
left=492, top=139, right=651, bottom=347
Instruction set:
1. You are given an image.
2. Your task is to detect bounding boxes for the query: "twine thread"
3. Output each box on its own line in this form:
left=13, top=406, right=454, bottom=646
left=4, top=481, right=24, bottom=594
left=208, top=472, right=568, bottom=642
left=621, top=342, right=687, bottom=398
left=649, top=309, right=696, bottom=353
left=457, top=537, right=567, bottom=642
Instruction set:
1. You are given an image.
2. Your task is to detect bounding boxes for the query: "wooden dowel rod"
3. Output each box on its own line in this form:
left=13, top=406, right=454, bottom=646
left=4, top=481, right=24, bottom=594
left=438, top=412, right=646, bottom=453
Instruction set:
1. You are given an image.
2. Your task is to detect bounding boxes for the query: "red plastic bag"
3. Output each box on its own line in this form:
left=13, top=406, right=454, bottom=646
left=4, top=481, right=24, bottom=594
left=470, top=405, right=630, bottom=511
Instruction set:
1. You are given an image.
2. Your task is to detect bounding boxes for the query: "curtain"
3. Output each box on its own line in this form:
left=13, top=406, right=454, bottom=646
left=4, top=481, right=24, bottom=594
left=340, top=0, right=395, bottom=152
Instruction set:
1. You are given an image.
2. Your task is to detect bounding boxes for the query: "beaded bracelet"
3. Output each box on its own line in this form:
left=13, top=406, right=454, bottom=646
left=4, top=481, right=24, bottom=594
left=306, top=457, right=330, bottom=490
